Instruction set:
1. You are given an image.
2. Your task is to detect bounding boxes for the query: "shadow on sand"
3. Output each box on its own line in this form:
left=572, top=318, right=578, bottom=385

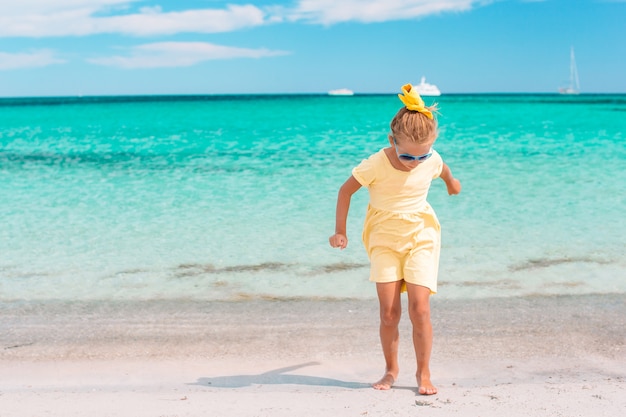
left=191, top=362, right=372, bottom=389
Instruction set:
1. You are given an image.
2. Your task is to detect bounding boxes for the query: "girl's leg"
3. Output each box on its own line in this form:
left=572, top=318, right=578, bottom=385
left=406, top=283, right=437, bottom=395
left=372, top=280, right=403, bottom=390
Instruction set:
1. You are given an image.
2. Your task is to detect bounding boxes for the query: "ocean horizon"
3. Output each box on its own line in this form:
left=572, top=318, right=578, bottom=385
left=2, top=92, right=625, bottom=100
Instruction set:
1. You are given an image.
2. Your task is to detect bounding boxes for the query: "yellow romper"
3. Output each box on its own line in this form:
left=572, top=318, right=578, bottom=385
left=352, top=149, right=443, bottom=294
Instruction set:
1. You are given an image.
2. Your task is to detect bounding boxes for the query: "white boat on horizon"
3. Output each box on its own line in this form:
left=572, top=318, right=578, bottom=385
left=559, top=47, right=580, bottom=95
left=328, top=88, right=354, bottom=96
left=414, top=76, right=441, bottom=96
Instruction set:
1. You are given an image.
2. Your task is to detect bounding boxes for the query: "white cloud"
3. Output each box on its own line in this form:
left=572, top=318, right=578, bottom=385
left=0, top=0, right=135, bottom=15
left=0, top=1, right=496, bottom=38
left=287, top=0, right=493, bottom=25
left=0, top=50, right=65, bottom=70
left=0, top=2, right=267, bottom=37
left=100, top=6, right=266, bottom=36
left=88, top=42, right=289, bottom=69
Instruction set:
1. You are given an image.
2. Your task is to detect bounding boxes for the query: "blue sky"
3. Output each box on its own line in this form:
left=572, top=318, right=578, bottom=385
left=0, top=0, right=624, bottom=96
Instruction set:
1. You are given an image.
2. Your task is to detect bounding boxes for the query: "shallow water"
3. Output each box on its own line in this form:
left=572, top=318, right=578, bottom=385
left=1, top=94, right=625, bottom=301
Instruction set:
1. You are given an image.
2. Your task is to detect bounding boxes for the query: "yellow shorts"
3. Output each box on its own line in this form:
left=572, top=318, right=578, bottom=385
left=363, top=206, right=440, bottom=294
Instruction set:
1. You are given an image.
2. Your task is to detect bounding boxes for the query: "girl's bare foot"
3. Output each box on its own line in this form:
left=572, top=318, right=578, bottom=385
left=372, top=372, right=396, bottom=390
left=417, top=374, right=437, bottom=395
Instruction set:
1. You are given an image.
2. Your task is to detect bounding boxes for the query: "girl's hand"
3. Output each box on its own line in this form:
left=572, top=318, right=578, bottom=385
left=446, top=178, right=462, bottom=195
left=329, top=233, right=348, bottom=249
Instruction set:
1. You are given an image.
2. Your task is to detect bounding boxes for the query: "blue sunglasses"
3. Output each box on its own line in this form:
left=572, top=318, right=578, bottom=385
left=393, top=139, right=433, bottom=162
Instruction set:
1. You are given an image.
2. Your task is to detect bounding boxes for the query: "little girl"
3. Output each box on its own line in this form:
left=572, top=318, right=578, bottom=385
left=329, top=84, right=461, bottom=395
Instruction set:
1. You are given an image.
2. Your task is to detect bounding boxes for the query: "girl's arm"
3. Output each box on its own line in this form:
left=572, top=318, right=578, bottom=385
left=440, top=163, right=462, bottom=195
left=329, top=175, right=362, bottom=249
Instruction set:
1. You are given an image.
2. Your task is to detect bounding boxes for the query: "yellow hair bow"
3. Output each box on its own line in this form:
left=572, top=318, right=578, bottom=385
left=398, top=83, right=433, bottom=119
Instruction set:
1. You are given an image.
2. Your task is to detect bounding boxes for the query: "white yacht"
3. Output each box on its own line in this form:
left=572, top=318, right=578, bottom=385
left=328, top=88, right=354, bottom=96
left=414, top=76, right=441, bottom=96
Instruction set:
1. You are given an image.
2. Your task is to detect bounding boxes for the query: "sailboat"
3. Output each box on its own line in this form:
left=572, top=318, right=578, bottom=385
left=559, top=47, right=580, bottom=95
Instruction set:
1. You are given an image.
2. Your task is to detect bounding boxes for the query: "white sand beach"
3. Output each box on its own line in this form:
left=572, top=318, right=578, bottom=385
left=1, top=294, right=625, bottom=416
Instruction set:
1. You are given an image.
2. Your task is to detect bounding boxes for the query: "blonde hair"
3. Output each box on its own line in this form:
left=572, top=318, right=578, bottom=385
left=390, top=106, right=438, bottom=144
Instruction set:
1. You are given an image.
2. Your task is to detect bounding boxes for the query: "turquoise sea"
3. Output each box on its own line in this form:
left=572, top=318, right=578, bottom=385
left=1, top=94, right=625, bottom=302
